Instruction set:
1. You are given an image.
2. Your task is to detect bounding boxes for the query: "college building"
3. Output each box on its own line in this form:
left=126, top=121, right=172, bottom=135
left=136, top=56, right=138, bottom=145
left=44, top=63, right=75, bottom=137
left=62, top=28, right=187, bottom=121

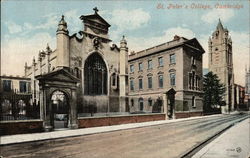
left=128, top=35, right=205, bottom=118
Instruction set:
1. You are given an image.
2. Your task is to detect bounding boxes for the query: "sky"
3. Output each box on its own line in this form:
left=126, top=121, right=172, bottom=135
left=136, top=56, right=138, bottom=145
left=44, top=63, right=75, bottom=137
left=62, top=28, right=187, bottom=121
left=1, top=0, right=249, bottom=85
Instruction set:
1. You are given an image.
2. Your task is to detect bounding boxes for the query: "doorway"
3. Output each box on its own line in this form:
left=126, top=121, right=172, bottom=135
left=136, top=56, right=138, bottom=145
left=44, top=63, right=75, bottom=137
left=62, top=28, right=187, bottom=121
left=51, top=90, right=69, bottom=129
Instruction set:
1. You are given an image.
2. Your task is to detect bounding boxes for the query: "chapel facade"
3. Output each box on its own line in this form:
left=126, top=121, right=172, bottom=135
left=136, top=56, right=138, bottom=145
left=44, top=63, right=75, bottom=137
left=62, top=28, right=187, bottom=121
left=24, top=8, right=129, bottom=121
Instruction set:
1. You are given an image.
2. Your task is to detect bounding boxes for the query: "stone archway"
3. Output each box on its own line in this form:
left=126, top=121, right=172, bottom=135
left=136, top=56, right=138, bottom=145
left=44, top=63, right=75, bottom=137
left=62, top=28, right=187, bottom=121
left=51, top=90, right=69, bottom=129
left=36, top=68, right=80, bottom=131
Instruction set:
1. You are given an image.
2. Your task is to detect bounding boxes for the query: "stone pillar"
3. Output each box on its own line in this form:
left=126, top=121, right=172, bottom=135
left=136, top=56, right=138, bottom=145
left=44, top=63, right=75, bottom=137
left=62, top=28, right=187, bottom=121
left=68, top=89, right=78, bottom=129
left=163, top=94, right=169, bottom=120
left=43, top=87, right=53, bottom=132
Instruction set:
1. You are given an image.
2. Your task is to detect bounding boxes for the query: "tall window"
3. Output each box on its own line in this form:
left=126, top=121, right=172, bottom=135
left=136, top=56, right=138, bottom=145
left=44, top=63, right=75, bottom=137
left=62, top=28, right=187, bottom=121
left=158, top=57, right=163, bottom=67
left=19, top=81, right=27, bottom=93
left=148, top=60, right=153, bottom=69
left=170, top=54, right=176, bottom=64
left=112, top=73, right=117, bottom=86
left=139, top=78, right=143, bottom=90
left=3, top=80, right=11, bottom=92
left=170, top=73, right=176, bottom=86
left=130, top=79, right=134, bottom=91
left=192, top=71, right=195, bottom=90
left=84, top=53, right=107, bottom=95
left=148, top=77, right=152, bottom=89
left=130, top=64, right=134, bottom=73
left=139, top=62, right=143, bottom=71
left=158, top=75, right=163, bottom=88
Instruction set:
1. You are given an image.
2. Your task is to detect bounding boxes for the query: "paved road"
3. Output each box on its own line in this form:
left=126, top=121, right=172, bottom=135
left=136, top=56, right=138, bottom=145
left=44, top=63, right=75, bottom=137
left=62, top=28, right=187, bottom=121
left=0, top=113, right=248, bottom=158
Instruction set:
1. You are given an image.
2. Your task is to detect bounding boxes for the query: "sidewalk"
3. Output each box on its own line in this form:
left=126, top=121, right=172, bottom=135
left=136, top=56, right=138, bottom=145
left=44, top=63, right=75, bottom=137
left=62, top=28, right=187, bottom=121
left=192, top=118, right=250, bottom=158
left=0, top=114, right=222, bottom=145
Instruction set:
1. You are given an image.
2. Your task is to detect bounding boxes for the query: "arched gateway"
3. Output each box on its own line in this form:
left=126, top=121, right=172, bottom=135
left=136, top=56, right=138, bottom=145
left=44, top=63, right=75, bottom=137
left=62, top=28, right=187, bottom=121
left=36, top=68, right=80, bottom=131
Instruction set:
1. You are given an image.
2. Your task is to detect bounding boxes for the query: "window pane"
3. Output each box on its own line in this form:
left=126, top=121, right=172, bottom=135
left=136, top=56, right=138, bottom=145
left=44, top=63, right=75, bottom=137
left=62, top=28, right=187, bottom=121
left=3, top=80, right=11, bottom=92
left=19, top=81, right=27, bottom=93
left=158, top=57, right=163, bottom=66
left=170, top=54, right=176, bottom=64
left=130, top=65, right=134, bottom=73
left=148, top=77, right=152, bottom=89
left=148, top=60, right=152, bottom=69
left=170, top=73, right=176, bottom=86
left=139, top=79, right=143, bottom=89
left=139, top=63, right=143, bottom=71
left=158, top=75, right=163, bottom=88
left=130, top=80, right=134, bottom=91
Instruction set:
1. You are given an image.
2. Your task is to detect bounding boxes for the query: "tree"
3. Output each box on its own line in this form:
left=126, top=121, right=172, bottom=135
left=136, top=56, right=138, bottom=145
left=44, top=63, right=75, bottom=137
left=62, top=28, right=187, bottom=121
left=203, top=71, right=225, bottom=113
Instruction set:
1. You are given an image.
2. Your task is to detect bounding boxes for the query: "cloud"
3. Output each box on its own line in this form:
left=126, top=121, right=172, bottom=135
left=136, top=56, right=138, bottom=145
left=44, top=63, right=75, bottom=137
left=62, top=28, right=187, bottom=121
left=5, top=21, right=22, bottom=34
left=127, top=27, right=195, bottom=52
left=109, top=8, right=150, bottom=40
left=201, top=9, right=234, bottom=24
left=64, top=9, right=82, bottom=33
left=1, top=32, right=56, bottom=76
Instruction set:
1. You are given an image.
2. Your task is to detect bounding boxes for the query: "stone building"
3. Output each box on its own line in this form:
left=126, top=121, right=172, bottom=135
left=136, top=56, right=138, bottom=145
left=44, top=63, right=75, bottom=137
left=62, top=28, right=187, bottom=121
left=0, top=75, right=33, bottom=119
left=234, top=84, right=245, bottom=110
left=23, top=8, right=129, bottom=130
left=208, top=19, right=235, bottom=113
left=1, top=75, right=31, bottom=93
left=128, top=35, right=205, bottom=118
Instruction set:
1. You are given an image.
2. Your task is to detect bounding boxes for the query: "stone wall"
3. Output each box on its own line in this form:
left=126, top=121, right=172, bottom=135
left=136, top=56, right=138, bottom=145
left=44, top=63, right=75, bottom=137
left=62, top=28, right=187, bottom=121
left=78, top=113, right=165, bottom=128
left=0, top=120, right=43, bottom=135
left=175, top=111, right=203, bottom=119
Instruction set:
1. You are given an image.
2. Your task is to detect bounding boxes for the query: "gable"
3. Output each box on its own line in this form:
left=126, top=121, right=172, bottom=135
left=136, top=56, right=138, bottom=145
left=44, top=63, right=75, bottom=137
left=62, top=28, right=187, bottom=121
left=36, top=68, right=80, bottom=83
left=80, top=14, right=110, bottom=27
left=187, top=38, right=205, bottom=53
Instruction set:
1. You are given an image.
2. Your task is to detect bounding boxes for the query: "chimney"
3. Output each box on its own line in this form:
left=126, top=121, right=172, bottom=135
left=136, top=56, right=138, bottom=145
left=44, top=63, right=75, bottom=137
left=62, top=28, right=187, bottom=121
left=173, top=35, right=180, bottom=41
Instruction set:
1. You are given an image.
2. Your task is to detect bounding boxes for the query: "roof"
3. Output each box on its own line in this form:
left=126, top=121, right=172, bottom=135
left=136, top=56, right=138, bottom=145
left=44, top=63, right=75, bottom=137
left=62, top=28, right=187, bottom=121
left=129, top=36, right=205, bottom=61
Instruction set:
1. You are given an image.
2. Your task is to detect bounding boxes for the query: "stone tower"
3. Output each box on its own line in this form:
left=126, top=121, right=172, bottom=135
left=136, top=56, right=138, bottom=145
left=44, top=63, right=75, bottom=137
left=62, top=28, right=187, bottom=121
left=208, top=19, right=235, bottom=113
left=56, top=15, right=70, bottom=68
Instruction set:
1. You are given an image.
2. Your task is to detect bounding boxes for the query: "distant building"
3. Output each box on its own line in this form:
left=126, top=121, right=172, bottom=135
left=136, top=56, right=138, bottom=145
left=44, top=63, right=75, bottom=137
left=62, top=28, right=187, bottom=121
left=0, top=75, right=31, bottom=93
left=208, top=19, right=235, bottom=113
left=128, top=35, right=205, bottom=117
left=0, top=75, right=32, bottom=118
left=234, top=84, right=245, bottom=110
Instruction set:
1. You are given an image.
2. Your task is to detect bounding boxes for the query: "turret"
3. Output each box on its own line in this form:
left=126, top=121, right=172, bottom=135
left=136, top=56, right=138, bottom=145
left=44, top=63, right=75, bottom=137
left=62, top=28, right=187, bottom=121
left=119, top=35, right=128, bottom=97
left=56, top=15, right=69, bottom=68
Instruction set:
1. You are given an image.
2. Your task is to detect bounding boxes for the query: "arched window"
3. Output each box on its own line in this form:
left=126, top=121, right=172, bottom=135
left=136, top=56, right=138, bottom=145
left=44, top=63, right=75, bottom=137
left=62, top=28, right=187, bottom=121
left=84, top=53, right=107, bottom=95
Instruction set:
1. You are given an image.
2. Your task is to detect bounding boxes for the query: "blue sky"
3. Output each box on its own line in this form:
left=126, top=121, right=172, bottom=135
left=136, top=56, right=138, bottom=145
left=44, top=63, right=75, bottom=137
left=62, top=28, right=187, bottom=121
left=1, top=0, right=249, bottom=85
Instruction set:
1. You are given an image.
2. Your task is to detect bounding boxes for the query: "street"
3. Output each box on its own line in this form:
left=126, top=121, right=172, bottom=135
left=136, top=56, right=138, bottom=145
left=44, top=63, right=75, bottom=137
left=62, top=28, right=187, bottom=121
left=0, top=113, right=249, bottom=158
